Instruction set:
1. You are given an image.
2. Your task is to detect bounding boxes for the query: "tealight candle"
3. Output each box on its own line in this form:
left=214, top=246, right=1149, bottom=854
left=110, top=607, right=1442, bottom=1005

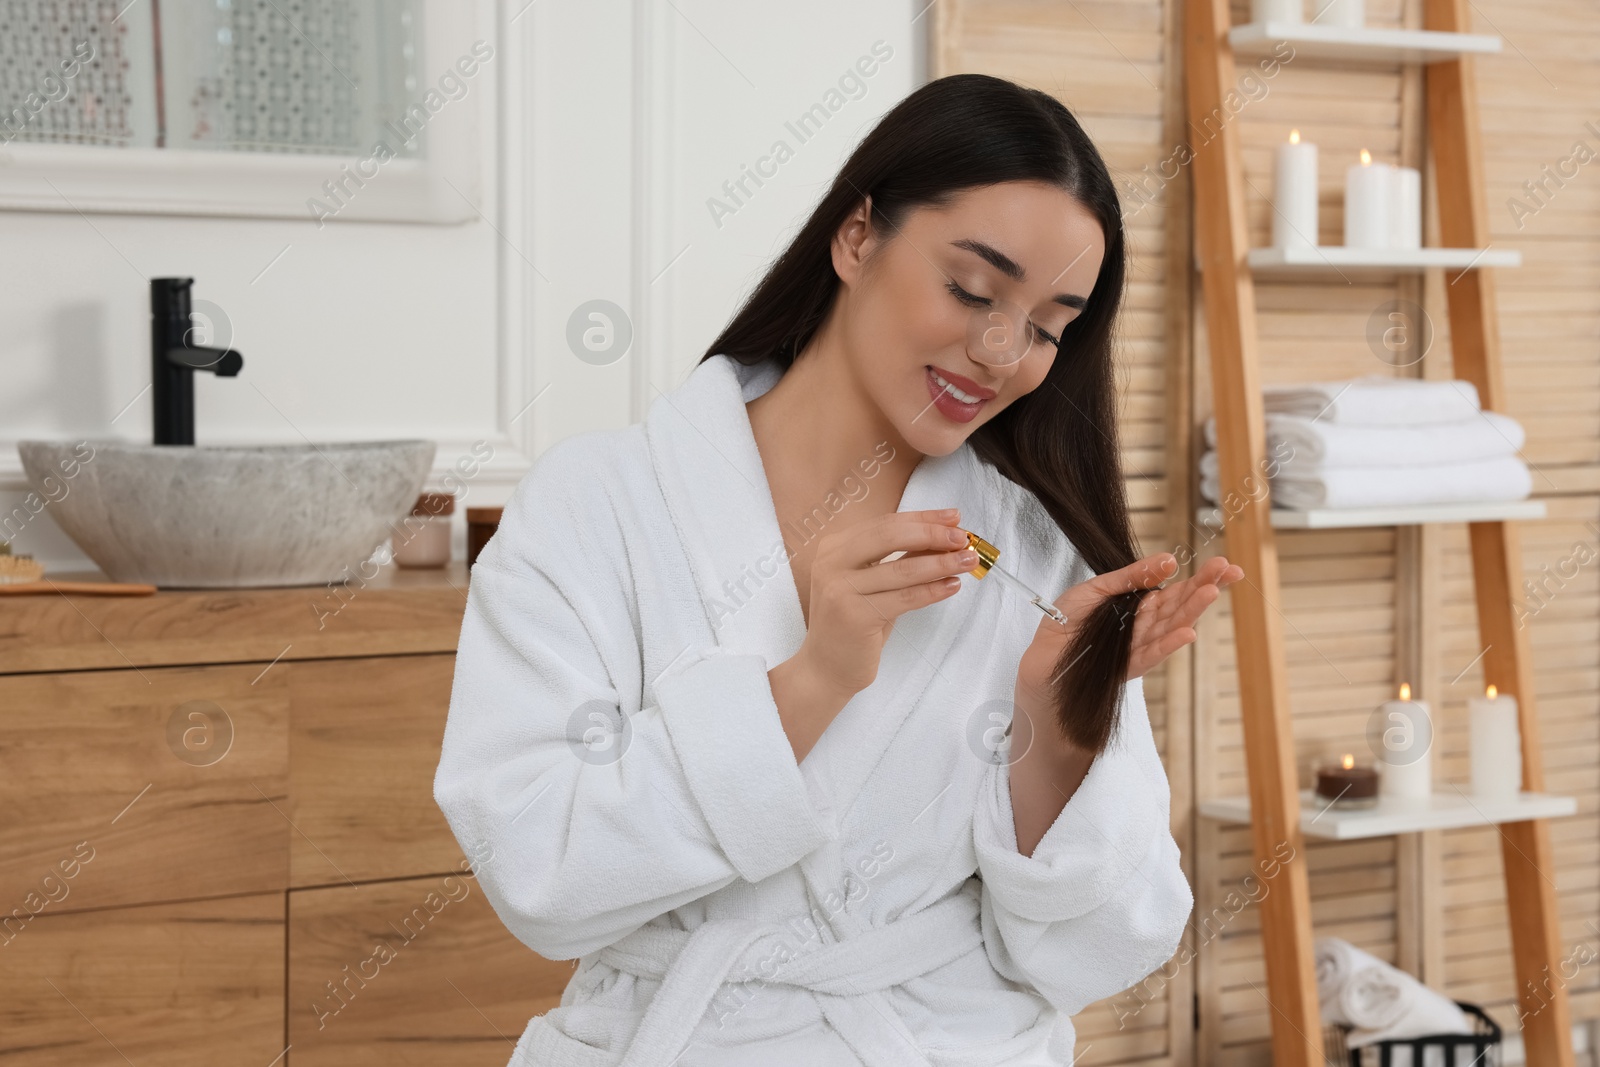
left=1376, top=682, right=1433, bottom=799
left=1310, top=0, right=1363, bottom=27
left=1253, top=0, right=1302, bottom=22
left=1389, top=165, right=1422, bottom=251
left=1273, top=129, right=1319, bottom=251
left=1468, top=684, right=1522, bottom=801
left=1314, top=752, right=1379, bottom=808
left=1344, top=148, right=1392, bottom=249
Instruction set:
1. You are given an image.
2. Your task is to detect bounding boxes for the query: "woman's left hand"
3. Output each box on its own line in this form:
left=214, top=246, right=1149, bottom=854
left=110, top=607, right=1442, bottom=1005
left=1015, top=553, right=1244, bottom=712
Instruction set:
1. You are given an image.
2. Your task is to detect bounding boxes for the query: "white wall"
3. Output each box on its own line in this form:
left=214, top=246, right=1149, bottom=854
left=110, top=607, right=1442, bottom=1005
left=0, top=0, right=922, bottom=572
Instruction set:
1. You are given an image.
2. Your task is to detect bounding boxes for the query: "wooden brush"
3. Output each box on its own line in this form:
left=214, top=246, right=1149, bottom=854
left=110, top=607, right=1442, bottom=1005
left=0, top=542, right=156, bottom=595
left=0, top=579, right=159, bottom=596
left=0, top=541, right=45, bottom=584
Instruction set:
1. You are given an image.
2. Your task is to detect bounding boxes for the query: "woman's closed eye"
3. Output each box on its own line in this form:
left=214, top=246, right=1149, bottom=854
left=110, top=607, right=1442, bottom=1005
left=944, top=280, right=1062, bottom=348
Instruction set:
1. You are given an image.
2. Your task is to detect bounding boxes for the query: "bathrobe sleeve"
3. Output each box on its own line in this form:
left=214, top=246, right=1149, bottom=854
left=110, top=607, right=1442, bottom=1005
left=971, top=674, right=1193, bottom=1018
left=433, top=437, right=835, bottom=961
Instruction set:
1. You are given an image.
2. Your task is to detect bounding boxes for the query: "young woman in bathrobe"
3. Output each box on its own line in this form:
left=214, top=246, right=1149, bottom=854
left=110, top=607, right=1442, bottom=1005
left=434, top=72, right=1243, bottom=1067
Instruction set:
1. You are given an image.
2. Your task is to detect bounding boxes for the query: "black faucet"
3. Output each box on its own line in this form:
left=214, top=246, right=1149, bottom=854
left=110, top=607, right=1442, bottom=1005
left=151, top=278, right=244, bottom=445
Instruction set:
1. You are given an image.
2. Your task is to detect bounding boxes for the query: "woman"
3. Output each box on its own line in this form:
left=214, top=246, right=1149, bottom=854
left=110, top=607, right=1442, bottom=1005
left=434, top=72, right=1242, bottom=1067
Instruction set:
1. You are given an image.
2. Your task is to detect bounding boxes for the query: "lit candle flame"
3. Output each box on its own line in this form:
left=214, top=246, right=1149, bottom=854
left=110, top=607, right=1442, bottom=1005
left=1399, top=682, right=1411, bottom=701
left=1359, top=148, right=1372, bottom=165
left=1486, top=684, right=1498, bottom=699
left=1289, top=128, right=1301, bottom=144
left=1341, top=753, right=1354, bottom=769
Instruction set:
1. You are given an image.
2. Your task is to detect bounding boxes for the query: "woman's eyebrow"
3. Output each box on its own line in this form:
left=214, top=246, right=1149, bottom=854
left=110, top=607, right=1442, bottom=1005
left=950, top=238, right=1086, bottom=309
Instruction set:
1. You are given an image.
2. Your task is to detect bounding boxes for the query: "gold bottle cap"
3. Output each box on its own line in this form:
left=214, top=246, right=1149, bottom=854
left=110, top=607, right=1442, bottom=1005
left=965, top=531, right=999, bottom=578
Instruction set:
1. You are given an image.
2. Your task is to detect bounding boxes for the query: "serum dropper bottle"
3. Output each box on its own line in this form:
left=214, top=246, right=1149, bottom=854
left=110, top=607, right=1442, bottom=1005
left=962, top=531, right=1066, bottom=625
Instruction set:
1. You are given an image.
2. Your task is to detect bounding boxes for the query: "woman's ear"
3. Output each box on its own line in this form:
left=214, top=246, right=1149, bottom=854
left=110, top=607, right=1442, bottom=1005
left=830, top=194, right=878, bottom=288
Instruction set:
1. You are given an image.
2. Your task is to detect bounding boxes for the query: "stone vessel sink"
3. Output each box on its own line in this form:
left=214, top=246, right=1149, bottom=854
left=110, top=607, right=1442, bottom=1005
left=18, top=439, right=436, bottom=588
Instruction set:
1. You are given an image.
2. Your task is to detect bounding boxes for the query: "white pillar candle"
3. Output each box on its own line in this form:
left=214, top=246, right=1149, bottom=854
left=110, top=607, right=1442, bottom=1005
left=1344, top=149, right=1392, bottom=249
left=1253, top=0, right=1302, bottom=22
left=1273, top=129, right=1319, bottom=251
left=1389, top=165, right=1422, bottom=250
left=1377, top=682, right=1433, bottom=800
left=1468, top=684, right=1523, bottom=802
left=1310, top=0, right=1364, bottom=27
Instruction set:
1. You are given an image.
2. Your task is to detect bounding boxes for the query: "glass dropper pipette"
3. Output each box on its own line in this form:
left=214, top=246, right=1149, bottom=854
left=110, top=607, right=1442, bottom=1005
left=962, top=531, right=1067, bottom=625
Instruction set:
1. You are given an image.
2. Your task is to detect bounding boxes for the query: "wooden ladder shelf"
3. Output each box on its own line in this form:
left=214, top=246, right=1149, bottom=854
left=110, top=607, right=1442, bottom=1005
left=1182, top=0, right=1574, bottom=1065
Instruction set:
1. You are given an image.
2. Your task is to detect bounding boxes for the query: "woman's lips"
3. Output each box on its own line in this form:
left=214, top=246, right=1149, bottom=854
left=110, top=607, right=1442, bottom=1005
left=925, top=366, right=987, bottom=423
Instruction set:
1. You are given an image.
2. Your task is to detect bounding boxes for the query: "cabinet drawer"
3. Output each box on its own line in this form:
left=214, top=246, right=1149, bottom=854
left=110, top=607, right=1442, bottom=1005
left=0, top=892, right=285, bottom=1065
left=0, top=665, right=290, bottom=912
left=288, top=654, right=465, bottom=887
left=287, top=873, right=571, bottom=1065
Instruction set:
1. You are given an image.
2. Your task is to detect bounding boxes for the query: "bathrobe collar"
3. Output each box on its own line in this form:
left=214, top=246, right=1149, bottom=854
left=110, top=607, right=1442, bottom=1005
left=645, top=353, right=999, bottom=806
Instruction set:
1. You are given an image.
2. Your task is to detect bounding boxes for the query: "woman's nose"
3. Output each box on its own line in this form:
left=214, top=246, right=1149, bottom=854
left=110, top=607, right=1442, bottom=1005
left=966, top=302, right=1037, bottom=374
left=966, top=302, right=1043, bottom=377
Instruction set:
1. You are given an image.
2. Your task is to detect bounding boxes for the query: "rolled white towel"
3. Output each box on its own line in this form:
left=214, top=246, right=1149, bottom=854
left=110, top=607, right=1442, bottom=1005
left=1314, top=937, right=1392, bottom=1024
left=1340, top=964, right=1473, bottom=1047
left=1261, top=377, right=1482, bottom=425
left=1202, top=412, right=1526, bottom=468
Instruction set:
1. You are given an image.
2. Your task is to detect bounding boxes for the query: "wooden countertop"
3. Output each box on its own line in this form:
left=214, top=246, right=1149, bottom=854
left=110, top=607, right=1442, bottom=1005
left=0, top=560, right=474, bottom=675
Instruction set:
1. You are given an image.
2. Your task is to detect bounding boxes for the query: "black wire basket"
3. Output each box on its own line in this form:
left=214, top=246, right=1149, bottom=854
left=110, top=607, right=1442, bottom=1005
left=1333, top=1000, right=1502, bottom=1067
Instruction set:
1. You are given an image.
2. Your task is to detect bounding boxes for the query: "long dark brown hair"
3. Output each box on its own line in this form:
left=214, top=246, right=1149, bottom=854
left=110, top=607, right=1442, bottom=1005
left=700, top=73, right=1146, bottom=756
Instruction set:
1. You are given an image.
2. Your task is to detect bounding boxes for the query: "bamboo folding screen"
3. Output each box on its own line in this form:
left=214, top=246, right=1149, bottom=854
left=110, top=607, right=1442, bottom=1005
left=938, top=0, right=1200, bottom=1060
left=932, top=0, right=1600, bottom=1064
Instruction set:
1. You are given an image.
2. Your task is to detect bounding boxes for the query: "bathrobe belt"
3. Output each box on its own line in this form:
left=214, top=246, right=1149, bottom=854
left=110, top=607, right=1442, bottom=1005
left=595, top=884, right=987, bottom=1067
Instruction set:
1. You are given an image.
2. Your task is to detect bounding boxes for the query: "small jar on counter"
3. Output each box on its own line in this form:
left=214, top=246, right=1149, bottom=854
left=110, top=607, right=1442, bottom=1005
left=393, top=491, right=455, bottom=568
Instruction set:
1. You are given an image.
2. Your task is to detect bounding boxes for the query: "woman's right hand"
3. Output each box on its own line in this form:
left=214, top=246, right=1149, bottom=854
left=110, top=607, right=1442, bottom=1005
left=793, top=507, right=976, bottom=700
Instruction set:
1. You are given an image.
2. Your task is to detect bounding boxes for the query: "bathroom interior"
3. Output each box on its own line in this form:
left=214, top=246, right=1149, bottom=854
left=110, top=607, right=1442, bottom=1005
left=1, top=0, right=1597, bottom=1064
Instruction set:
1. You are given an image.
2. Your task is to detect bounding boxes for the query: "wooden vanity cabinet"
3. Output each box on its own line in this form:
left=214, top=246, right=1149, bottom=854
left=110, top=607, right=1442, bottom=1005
left=288, top=653, right=466, bottom=887
left=287, top=876, right=574, bottom=1066
left=0, top=563, right=570, bottom=1065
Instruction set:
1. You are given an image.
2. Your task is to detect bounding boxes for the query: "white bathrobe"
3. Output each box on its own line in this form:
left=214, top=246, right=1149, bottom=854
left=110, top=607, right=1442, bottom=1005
left=433, top=352, right=1192, bottom=1067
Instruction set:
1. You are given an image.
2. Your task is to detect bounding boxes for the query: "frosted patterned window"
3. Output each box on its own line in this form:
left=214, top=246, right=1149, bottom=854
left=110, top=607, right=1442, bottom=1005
left=0, top=0, right=423, bottom=157
left=0, top=1, right=148, bottom=147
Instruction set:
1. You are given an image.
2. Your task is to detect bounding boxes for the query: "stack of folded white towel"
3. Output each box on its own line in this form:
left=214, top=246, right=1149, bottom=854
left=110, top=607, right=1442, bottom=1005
left=1317, top=936, right=1475, bottom=1065
left=1199, top=377, right=1532, bottom=511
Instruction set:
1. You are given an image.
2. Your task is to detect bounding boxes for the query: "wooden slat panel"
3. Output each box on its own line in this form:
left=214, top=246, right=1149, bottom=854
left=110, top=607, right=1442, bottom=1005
left=1437, top=503, right=1600, bottom=1036
left=935, top=0, right=1196, bottom=1061
left=941, top=0, right=1600, bottom=1061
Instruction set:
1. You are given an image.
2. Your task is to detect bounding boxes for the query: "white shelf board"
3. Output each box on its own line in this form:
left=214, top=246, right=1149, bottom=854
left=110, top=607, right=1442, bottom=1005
left=1197, top=499, right=1546, bottom=529
left=1200, top=788, right=1577, bottom=840
left=1247, top=245, right=1522, bottom=276
left=1229, top=21, right=1503, bottom=64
